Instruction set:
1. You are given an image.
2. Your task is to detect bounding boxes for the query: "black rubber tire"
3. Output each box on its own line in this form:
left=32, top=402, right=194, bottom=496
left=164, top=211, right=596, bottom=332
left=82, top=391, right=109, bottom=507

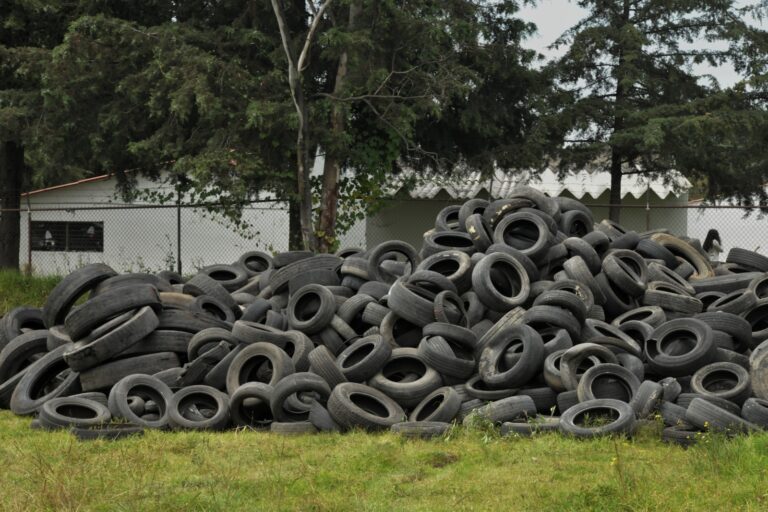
left=0, top=330, right=49, bottom=382
left=0, top=307, right=44, bottom=350
left=367, top=242, right=420, bottom=284
left=417, top=250, right=473, bottom=294
left=458, top=199, right=489, bottom=232
left=645, top=318, right=716, bottom=378
left=629, top=380, right=663, bottom=418
left=741, top=398, right=768, bottom=427
left=471, top=252, right=530, bottom=311
left=576, top=363, right=641, bottom=403
left=706, top=289, right=757, bottom=315
left=226, top=342, right=295, bottom=396
left=486, top=243, right=541, bottom=283
left=501, top=417, right=561, bottom=437
left=423, top=322, right=477, bottom=351
left=646, top=262, right=696, bottom=295
left=559, top=398, right=636, bottom=438
left=167, top=385, right=230, bottom=430
left=434, top=205, right=462, bottom=231
left=463, top=395, right=537, bottom=425
left=272, top=250, right=313, bottom=268
left=524, top=305, right=581, bottom=342
left=694, top=312, right=752, bottom=351
left=107, top=374, right=174, bottom=429
left=675, top=392, right=742, bottom=416
left=307, top=402, right=341, bottom=432
left=391, top=421, right=451, bottom=438
left=422, top=231, right=476, bottom=258
left=611, top=306, right=666, bottom=328
left=408, top=386, right=461, bottom=423
left=690, top=362, right=752, bottom=406
left=685, top=397, right=757, bottom=433
left=636, top=239, right=678, bottom=268
left=548, top=279, right=595, bottom=310
left=740, top=302, right=768, bottom=349
left=602, top=249, right=648, bottom=297
left=191, top=295, right=237, bottom=324
left=662, top=425, right=702, bottom=447
left=39, top=397, right=111, bottom=430
left=236, top=251, right=273, bottom=278
left=649, top=233, right=715, bottom=280
left=270, top=372, right=331, bottom=422
left=387, top=279, right=436, bottom=327
left=43, top=263, right=117, bottom=328
left=493, top=212, right=553, bottom=263
left=479, top=325, right=544, bottom=389
left=182, top=274, right=240, bottom=317
left=10, top=345, right=81, bottom=415
left=79, top=352, right=181, bottom=392
left=560, top=209, right=593, bottom=238
left=63, top=306, right=159, bottom=371
left=563, top=256, right=606, bottom=305
left=287, top=284, right=337, bottom=334
left=64, top=284, right=161, bottom=341
left=91, top=274, right=172, bottom=297
left=270, top=421, right=317, bottom=435
left=417, top=334, right=475, bottom=379
left=308, top=345, right=347, bottom=387
left=559, top=343, right=618, bottom=391
left=328, top=382, right=406, bottom=430
left=581, top=319, right=642, bottom=357
left=229, top=382, right=274, bottom=429
left=188, top=328, right=237, bottom=361
left=334, top=333, right=392, bottom=382
left=180, top=341, right=231, bottom=387
left=533, top=290, right=588, bottom=324
left=726, top=248, right=768, bottom=272
left=369, top=348, right=443, bottom=408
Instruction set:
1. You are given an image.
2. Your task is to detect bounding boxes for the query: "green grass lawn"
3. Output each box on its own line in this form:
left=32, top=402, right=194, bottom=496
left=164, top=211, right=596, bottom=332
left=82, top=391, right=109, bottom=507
left=0, top=413, right=767, bottom=511
left=1, top=270, right=768, bottom=511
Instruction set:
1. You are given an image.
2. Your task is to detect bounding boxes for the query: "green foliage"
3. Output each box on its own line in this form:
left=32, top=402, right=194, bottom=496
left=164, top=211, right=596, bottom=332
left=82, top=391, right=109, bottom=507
left=542, top=0, right=768, bottom=204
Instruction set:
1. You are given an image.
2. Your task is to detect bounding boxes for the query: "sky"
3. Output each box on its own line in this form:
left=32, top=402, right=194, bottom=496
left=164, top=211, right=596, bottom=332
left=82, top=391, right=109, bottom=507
left=516, top=0, right=750, bottom=87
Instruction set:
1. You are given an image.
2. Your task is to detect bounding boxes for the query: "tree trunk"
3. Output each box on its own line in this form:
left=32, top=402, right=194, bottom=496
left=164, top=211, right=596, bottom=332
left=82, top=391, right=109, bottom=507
left=0, top=141, right=23, bottom=270
left=315, top=1, right=361, bottom=253
left=608, top=0, right=631, bottom=223
left=288, top=198, right=303, bottom=250
left=295, top=91, right=315, bottom=251
left=608, top=149, right=622, bottom=223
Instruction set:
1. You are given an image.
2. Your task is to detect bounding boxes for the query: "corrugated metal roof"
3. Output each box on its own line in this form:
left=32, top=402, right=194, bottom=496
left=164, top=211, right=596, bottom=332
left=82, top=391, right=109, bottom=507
left=398, top=168, right=691, bottom=200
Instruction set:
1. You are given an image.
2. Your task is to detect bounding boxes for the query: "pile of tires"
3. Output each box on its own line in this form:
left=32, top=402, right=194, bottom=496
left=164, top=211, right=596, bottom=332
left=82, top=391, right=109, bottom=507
left=1, top=187, right=767, bottom=443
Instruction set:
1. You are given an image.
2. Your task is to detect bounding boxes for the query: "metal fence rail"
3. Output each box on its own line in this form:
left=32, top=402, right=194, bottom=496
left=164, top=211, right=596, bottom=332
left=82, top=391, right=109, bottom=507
left=1, top=201, right=766, bottom=275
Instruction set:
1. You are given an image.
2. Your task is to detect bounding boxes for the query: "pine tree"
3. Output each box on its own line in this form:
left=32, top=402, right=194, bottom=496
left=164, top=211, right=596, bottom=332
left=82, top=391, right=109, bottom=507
left=543, top=0, right=768, bottom=221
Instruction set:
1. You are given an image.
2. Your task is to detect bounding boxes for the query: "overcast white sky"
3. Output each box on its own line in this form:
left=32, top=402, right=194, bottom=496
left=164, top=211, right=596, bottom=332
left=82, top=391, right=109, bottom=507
left=516, top=0, right=754, bottom=87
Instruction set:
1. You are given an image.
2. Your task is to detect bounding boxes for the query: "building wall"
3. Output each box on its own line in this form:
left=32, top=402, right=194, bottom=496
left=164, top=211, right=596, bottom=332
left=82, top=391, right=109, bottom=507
left=365, top=190, right=690, bottom=250
left=20, top=175, right=366, bottom=275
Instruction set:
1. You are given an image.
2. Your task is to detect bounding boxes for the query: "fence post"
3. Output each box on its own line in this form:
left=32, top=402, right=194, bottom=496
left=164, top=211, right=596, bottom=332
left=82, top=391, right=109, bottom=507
left=26, top=205, right=32, bottom=275
left=176, top=196, right=182, bottom=276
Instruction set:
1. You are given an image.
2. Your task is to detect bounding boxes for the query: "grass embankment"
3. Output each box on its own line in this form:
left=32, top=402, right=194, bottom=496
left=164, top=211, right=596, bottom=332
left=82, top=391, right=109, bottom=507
left=1, top=271, right=767, bottom=510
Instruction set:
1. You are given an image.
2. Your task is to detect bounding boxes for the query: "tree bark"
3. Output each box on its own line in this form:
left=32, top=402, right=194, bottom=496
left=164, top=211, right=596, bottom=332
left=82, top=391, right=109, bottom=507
left=315, top=1, right=361, bottom=253
left=608, top=0, right=631, bottom=223
left=608, top=148, right=623, bottom=223
left=288, top=197, right=303, bottom=250
left=0, top=141, right=23, bottom=270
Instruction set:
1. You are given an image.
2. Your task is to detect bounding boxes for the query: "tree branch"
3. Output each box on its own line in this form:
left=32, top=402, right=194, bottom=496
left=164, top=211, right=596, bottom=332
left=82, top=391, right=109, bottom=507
left=298, top=0, right=333, bottom=72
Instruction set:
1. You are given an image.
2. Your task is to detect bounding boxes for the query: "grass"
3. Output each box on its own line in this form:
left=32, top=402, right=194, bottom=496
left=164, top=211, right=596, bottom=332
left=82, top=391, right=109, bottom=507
left=0, top=270, right=60, bottom=314
left=2, top=271, right=768, bottom=510
left=0, top=414, right=767, bottom=511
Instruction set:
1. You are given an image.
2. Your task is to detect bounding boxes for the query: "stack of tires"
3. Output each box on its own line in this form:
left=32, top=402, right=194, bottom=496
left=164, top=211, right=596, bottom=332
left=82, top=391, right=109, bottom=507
left=0, top=187, right=767, bottom=443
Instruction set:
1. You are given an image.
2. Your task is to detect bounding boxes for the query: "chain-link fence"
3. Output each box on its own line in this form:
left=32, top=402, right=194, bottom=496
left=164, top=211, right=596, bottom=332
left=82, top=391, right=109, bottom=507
left=3, top=200, right=767, bottom=275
